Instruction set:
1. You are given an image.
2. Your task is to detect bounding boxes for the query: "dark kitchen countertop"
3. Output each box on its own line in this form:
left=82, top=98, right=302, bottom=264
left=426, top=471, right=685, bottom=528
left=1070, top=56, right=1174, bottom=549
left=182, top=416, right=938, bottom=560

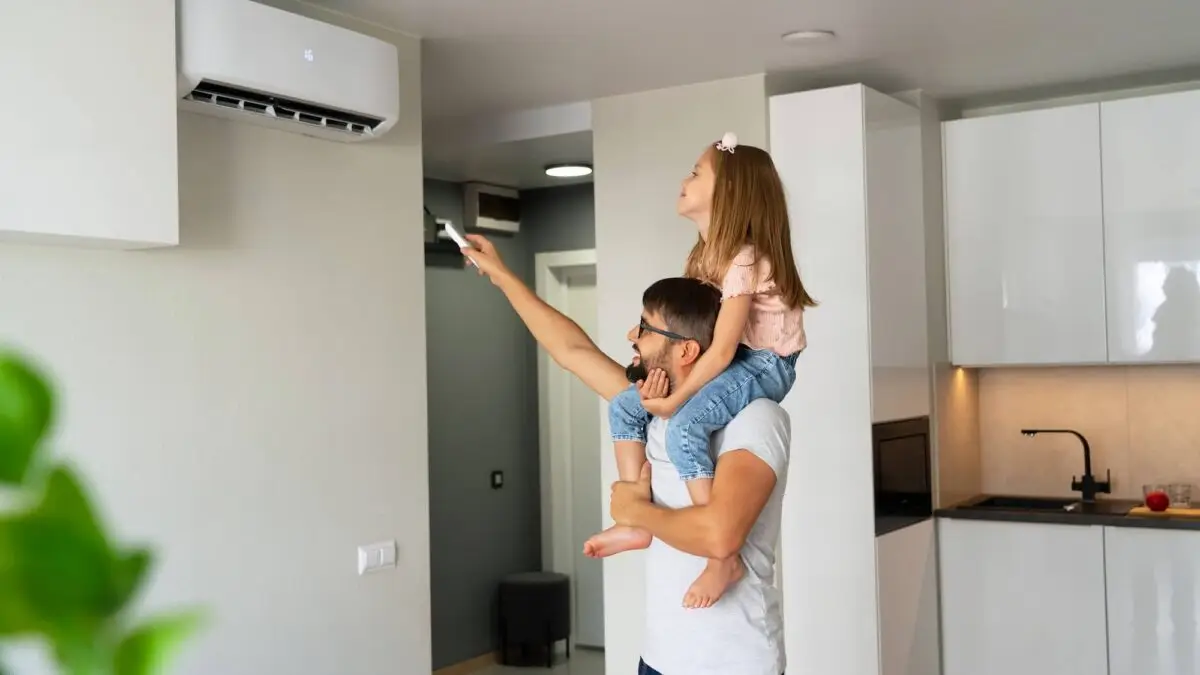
left=876, top=514, right=932, bottom=537
left=936, top=494, right=1200, bottom=532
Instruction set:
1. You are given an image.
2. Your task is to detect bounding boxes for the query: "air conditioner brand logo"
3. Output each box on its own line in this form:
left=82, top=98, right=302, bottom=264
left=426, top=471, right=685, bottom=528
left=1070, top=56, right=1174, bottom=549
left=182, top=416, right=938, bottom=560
left=303, top=48, right=314, bottom=62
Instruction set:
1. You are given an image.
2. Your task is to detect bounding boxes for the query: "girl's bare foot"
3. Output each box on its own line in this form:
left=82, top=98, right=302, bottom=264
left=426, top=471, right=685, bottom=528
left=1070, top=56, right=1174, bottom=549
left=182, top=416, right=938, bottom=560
left=682, top=556, right=745, bottom=609
left=583, top=525, right=652, bottom=558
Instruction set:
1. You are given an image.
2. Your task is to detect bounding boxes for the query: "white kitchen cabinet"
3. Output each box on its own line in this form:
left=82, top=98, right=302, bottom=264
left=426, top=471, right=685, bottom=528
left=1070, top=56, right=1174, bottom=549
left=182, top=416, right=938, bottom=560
left=877, top=520, right=940, bottom=675
left=0, top=0, right=179, bottom=248
left=942, top=104, right=1108, bottom=366
left=938, top=519, right=1108, bottom=675
left=1100, top=89, right=1200, bottom=363
left=1105, top=526, right=1200, bottom=675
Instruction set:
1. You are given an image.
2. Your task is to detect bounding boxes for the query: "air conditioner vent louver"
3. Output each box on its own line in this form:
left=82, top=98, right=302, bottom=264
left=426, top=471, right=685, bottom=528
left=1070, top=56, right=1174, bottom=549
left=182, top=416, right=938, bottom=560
left=185, top=80, right=386, bottom=137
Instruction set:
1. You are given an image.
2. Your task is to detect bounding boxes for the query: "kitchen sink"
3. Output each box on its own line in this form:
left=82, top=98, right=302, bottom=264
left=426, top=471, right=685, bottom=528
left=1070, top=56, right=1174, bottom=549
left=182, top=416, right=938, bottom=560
left=967, top=496, right=1082, bottom=511
left=953, top=495, right=1139, bottom=517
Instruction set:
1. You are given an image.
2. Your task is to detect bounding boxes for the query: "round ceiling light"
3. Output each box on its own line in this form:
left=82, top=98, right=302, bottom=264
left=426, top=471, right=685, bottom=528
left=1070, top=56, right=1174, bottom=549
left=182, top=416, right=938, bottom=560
left=781, top=29, right=836, bottom=44
left=545, top=163, right=593, bottom=178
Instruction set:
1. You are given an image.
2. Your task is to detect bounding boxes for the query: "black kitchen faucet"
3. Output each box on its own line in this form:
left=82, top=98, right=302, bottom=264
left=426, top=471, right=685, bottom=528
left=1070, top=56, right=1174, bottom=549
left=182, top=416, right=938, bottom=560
left=1020, top=428, right=1112, bottom=503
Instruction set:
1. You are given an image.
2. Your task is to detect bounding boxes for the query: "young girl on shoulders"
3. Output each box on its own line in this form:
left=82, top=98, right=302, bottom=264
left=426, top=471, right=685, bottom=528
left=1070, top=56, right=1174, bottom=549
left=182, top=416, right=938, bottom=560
left=591, top=132, right=816, bottom=609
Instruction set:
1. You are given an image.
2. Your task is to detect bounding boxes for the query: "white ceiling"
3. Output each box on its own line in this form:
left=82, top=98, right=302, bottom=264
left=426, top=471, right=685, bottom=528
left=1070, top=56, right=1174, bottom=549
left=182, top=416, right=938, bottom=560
left=299, top=0, right=1200, bottom=188
left=307, top=0, right=1200, bottom=122
left=423, top=130, right=593, bottom=189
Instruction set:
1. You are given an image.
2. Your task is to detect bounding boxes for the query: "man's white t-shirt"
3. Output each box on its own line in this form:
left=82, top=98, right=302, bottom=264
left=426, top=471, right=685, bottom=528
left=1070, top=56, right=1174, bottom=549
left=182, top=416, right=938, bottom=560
left=640, top=398, right=790, bottom=675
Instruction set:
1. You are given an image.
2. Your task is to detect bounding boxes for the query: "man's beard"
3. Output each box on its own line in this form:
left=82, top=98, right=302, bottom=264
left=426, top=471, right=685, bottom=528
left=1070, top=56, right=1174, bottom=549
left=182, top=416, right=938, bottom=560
left=625, top=360, right=649, bottom=384
left=625, top=350, right=668, bottom=386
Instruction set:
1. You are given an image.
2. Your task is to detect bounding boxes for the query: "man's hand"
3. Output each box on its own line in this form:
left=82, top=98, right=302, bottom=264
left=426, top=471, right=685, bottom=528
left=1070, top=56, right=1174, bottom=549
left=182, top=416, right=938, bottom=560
left=610, top=462, right=653, bottom=527
left=462, top=234, right=512, bottom=286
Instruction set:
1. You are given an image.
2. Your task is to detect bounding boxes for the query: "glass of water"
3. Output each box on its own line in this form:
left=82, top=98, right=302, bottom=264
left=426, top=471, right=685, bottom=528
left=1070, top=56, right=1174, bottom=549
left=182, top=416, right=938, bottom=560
left=1167, top=483, right=1193, bottom=508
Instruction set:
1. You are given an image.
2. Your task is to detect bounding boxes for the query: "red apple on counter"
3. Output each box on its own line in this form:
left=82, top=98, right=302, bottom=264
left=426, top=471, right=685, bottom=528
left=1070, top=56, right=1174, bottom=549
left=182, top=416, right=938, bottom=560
left=1146, top=491, right=1170, bottom=512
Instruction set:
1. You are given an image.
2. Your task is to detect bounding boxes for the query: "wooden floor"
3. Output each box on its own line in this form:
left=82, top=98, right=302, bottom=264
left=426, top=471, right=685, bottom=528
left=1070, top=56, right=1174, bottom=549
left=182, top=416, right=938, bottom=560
left=476, top=648, right=603, bottom=675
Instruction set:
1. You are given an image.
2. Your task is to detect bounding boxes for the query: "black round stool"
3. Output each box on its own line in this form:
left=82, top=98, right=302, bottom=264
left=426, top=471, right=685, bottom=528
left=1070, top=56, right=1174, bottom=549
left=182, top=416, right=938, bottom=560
left=497, top=571, right=571, bottom=668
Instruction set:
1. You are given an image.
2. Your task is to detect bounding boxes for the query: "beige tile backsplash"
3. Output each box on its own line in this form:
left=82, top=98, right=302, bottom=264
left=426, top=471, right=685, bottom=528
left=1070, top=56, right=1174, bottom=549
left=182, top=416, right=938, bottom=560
left=936, top=365, right=982, bottom=507
left=978, top=365, right=1200, bottom=500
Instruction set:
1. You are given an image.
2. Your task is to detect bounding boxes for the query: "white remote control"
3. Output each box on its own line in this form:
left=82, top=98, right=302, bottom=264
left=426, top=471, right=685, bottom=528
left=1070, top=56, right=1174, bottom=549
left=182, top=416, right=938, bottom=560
left=442, top=222, right=478, bottom=268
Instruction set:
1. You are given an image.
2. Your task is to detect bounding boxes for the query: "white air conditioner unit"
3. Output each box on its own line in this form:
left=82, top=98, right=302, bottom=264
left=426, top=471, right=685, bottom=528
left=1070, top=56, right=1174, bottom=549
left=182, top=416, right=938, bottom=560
left=464, top=184, right=520, bottom=234
left=177, top=0, right=400, bottom=143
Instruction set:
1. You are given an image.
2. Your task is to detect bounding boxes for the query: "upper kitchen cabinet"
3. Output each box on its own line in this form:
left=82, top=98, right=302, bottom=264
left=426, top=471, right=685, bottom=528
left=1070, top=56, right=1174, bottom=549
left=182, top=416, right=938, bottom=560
left=0, top=1, right=179, bottom=248
left=1100, top=89, right=1200, bottom=363
left=943, top=104, right=1108, bottom=366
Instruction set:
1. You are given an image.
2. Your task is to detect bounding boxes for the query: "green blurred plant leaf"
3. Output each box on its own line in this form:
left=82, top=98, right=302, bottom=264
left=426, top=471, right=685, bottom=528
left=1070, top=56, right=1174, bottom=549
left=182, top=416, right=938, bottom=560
left=8, top=516, right=111, bottom=626
left=35, top=466, right=106, bottom=542
left=0, top=353, right=54, bottom=485
left=49, top=622, right=103, bottom=675
left=7, top=466, right=115, bottom=630
left=0, top=349, right=204, bottom=674
left=108, top=547, right=154, bottom=613
left=0, top=516, right=38, bottom=634
left=114, top=612, right=205, bottom=675
left=0, top=518, right=40, bottom=636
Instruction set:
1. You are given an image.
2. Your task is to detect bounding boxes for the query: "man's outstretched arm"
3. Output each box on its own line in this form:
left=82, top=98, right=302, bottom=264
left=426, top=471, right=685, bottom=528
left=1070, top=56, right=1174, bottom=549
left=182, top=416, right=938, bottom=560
left=613, top=451, right=778, bottom=559
left=464, top=235, right=629, bottom=401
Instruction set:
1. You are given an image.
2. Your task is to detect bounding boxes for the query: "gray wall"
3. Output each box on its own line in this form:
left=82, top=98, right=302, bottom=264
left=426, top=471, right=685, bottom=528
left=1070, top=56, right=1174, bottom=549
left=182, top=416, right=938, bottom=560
left=521, top=183, right=596, bottom=252
left=423, top=179, right=594, bottom=668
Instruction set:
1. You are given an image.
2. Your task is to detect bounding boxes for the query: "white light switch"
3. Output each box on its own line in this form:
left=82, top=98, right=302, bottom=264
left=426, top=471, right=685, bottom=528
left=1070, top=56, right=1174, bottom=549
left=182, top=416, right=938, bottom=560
left=357, top=540, right=397, bottom=575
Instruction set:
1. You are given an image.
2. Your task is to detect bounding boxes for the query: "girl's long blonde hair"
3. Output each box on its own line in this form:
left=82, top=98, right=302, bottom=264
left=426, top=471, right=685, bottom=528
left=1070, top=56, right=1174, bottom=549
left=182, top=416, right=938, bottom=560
left=684, top=143, right=817, bottom=309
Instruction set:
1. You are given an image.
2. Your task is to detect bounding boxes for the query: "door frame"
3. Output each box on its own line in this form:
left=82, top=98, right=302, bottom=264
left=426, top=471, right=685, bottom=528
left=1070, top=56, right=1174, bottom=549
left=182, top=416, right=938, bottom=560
left=534, top=248, right=599, bottom=645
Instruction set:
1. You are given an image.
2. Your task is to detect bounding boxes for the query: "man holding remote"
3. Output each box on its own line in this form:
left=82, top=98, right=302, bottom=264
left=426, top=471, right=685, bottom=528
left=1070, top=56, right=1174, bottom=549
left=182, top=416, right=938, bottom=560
left=462, top=234, right=789, bottom=675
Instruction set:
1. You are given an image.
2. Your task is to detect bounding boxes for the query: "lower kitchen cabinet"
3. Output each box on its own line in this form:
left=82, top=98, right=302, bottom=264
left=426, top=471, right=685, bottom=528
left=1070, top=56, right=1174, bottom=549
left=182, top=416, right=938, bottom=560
left=877, top=520, right=941, bottom=675
left=937, top=519, right=1108, bottom=675
left=1105, top=526, right=1200, bottom=675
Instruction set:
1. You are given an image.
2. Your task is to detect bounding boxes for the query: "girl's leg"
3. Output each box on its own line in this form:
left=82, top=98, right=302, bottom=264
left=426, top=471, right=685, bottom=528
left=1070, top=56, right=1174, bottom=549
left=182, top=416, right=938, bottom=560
left=683, top=556, right=745, bottom=610
left=666, top=350, right=786, bottom=608
left=669, top=350, right=796, bottom=494
left=585, top=387, right=654, bottom=558
left=615, top=438, right=647, bottom=481
left=684, top=476, right=713, bottom=506
left=681, top=476, right=743, bottom=609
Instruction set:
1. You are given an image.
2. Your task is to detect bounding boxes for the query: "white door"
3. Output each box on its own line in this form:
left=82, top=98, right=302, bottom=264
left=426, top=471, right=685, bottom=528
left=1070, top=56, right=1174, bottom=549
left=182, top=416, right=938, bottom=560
left=562, top=267, right=604, bottom=648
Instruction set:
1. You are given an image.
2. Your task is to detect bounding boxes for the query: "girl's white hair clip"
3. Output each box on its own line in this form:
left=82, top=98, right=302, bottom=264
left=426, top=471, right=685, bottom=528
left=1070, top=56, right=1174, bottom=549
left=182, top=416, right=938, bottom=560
left=715, top=131, right=738, bottom=154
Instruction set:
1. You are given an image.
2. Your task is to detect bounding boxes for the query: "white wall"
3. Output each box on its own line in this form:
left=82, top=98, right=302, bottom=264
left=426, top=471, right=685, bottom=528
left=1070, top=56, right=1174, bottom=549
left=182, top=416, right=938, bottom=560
left=0, top=0, right=178, bottom=247
left=591, top=74, right=769, bottom=674
left=864, top=92, right=929, bottom=423
left=0, top=6, right=430, bottom=674
left=896, top=90, right=982, bottom=508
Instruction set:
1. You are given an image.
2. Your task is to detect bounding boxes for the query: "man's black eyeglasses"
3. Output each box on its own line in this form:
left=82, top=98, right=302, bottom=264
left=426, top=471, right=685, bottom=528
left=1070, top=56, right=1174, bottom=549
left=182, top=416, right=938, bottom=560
left=638, top=319, right=691, bottom=342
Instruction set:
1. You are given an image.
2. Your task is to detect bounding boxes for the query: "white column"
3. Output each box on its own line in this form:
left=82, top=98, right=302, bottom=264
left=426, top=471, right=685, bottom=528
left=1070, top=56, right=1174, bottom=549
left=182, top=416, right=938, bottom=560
left=770, top=84, right=924, bottom=675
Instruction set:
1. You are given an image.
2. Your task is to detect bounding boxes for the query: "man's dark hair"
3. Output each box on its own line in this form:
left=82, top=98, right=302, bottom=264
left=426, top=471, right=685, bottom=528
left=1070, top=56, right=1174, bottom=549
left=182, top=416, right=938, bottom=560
left=641, top=277, right=722, bottom=352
